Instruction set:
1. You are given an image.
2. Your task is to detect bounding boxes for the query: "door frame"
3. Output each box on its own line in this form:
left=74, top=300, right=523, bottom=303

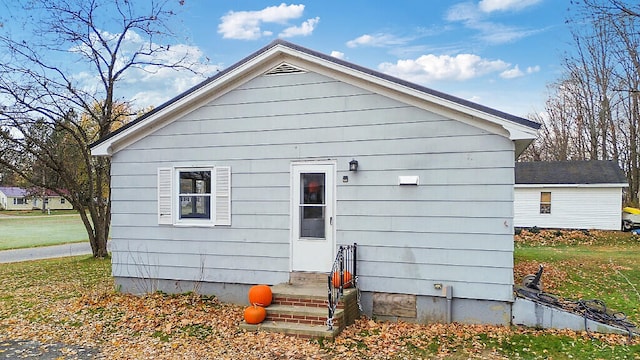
left=289, top=160, right=337, bottom=272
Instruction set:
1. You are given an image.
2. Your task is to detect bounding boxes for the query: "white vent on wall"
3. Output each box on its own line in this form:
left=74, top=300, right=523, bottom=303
left=265, top=63, right=306, bottom=75
left=398, top=176, right=419, bottom=185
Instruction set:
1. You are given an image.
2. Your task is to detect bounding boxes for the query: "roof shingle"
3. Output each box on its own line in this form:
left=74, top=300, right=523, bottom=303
left=0, top=186, right=28, bottom=197
left=515, top=160, right=627, bottom=185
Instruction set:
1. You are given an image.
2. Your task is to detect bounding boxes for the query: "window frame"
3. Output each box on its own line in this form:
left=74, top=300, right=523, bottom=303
left=177, top=168, right=213, bottom=223
left=157, top=166, right=231, bottom=227
left=539, top=191, right=551, bottom=214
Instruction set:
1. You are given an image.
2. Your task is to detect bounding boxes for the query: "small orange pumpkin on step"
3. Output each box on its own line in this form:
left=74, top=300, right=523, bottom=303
left=243, top=305, right=266, bottom=324
left=332, top=271, right=352, bottom=288
left=248, top=284, right=273, bottom=307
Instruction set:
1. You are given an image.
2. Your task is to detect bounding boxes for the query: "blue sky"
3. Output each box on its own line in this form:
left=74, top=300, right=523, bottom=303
left=2, top=0, right=574, bottom=119
left=177, top=0, right=572, bottom=118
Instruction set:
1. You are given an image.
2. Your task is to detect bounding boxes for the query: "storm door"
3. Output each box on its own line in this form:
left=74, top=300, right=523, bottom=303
left=291, top=162, right=335, bottom=272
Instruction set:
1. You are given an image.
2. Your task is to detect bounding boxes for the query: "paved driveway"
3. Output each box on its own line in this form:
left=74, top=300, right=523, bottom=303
left=0, top=242, right=98, bottom=263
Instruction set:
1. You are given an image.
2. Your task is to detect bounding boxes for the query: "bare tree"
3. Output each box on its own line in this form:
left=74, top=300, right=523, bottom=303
left=531, top=0, right=640, bottom=203
left=0, top=0, right=203, bottom=257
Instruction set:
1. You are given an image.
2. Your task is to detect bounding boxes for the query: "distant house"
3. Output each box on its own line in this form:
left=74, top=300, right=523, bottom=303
left=0, top=186, right=73, bottom=211
left=91, top=40, right=539, bottom=326
left=514, top=160, right=628, bottom=230
left=0, top=187, right=32, bottom=210
left=31, top=188, right=74, bottom=211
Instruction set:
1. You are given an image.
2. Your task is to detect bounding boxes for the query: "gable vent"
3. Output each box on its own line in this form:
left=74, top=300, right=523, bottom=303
left=265, top=63, right=306, bottom=75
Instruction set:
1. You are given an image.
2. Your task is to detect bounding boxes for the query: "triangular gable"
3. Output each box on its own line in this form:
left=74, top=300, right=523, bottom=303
left=91, top=39, right=540, bottom=156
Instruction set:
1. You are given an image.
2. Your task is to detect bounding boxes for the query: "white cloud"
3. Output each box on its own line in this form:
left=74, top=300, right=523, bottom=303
left=478, top=0, right=542, bottom=13
left=500, top=65, right=523, bottom=79
left=71, top=29, right=220, bottom=109
left=218, top=3, right=311, bottom=40
left=378, top=53, right=511, bottom=83
left=124, top=45, right=220, bottom=107
left=346, top=33, right=409, bottom=48
left=498, top=64, right=542, bottom=79
left=477, top=23, right=542, bottom=44
left=469, top=95, right=483, bottom=103
left=445, top=1, right=542, bottom=44
left=445, top=2, right=478, bottom=22
left=330, top=51, right=345, bottom=60
left=279, top=17, right=319, bottom=38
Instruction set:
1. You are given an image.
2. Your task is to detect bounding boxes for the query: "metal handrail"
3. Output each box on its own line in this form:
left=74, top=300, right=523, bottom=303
left=327, top=243, right=357, bottom=330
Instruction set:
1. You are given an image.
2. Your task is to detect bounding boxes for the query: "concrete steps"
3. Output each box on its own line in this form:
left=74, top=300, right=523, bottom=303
left=240, top=321, right=340, bottom=338
left=239, top=281, right=359, bottom=339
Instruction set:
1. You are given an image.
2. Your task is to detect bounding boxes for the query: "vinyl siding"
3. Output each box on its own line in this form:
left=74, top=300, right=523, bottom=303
left=514, top=186, right=623, bottom=230
left=2, top=197, right=32, bottom=210
left=110, top=71, right=516, bottom=302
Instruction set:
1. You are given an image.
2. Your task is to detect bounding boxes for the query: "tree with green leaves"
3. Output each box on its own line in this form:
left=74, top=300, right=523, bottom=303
left=0, top=0, right=204, bottom=256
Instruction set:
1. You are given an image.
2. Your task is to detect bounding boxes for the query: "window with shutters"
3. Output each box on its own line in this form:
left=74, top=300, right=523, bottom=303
left=157, top=166, right=231, bottom=226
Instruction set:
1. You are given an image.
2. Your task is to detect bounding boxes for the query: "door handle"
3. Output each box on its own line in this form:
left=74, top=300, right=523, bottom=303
left=330, top=216, right=333, bottom=225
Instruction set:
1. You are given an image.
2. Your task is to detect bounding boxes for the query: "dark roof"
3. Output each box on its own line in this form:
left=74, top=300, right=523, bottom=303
left=0, top=186, right=70, bottom=197
left=90, top=39, right=540, bottom=149
left=515, top=160, right=628, bottom=185
left=0, top=186, right=28, bottom=197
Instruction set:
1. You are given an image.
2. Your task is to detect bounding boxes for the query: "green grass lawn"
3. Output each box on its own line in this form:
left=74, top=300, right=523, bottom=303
left=0, top=209, right=80, bottom=216
left=0, top=214, right=89, bottom=250
left=515, top=230, right=640, bottom=327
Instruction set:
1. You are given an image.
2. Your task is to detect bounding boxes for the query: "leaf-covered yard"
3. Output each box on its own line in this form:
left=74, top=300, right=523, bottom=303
left=1, top=231, right=639, bottom=359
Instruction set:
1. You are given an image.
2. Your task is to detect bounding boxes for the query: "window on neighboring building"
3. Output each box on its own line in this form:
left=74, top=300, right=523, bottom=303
left=540, top=192, right=551, bottom=214
left=60, top=198, right=65, bottom=204
left=13, top=198, right=27, bottom=205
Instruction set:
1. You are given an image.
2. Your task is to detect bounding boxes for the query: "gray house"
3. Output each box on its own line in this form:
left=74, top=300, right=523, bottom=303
left=514, top=160, right=627, bottom=230
left=91, top=40, right=539, bottom=325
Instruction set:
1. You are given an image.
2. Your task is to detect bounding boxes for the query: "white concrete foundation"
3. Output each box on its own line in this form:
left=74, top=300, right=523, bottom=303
left=512, top=297, right=631, bottom=335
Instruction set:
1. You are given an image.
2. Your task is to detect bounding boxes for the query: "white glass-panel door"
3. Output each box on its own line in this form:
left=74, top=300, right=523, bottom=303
left=291, top=162, right=335, bottom=272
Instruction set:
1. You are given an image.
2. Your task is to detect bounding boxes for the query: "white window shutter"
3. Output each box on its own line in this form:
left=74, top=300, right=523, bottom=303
left=157, top=167, right=173, bottom=225
left=214, top=166, right=231, bottom=225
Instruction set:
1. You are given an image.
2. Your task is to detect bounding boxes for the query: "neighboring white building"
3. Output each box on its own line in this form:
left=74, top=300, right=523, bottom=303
left=514, top=160, right=628, bottom=230
left=0, top=186, right=32, bottom=210
left=31, top=189, right=74, bottom=211
left=91, top=40, right=539, bottom=325
left=0, top=186, right=73, bottom=211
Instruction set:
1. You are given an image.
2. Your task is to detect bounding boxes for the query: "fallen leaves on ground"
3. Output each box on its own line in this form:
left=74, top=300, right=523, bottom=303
left=515, top=228, right=640, bottom=247
left=513, top=260, right=567, bottom=291
left=515, top=229, right=596, bottom=246
left=1, top=290, right=638, bottom=359
left=1, top=247, right=638, bottom=359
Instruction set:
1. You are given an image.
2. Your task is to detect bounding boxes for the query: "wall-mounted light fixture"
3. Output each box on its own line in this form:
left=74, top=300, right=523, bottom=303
left=349, top=159, right=359, bottom=172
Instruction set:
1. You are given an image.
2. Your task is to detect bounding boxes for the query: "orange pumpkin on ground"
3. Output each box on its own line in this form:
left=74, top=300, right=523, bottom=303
left=248, top=284, right=272, bottom=306
left=244, top=305, right=266, bottom=324
left=332, top=271, right=352, bottom=288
